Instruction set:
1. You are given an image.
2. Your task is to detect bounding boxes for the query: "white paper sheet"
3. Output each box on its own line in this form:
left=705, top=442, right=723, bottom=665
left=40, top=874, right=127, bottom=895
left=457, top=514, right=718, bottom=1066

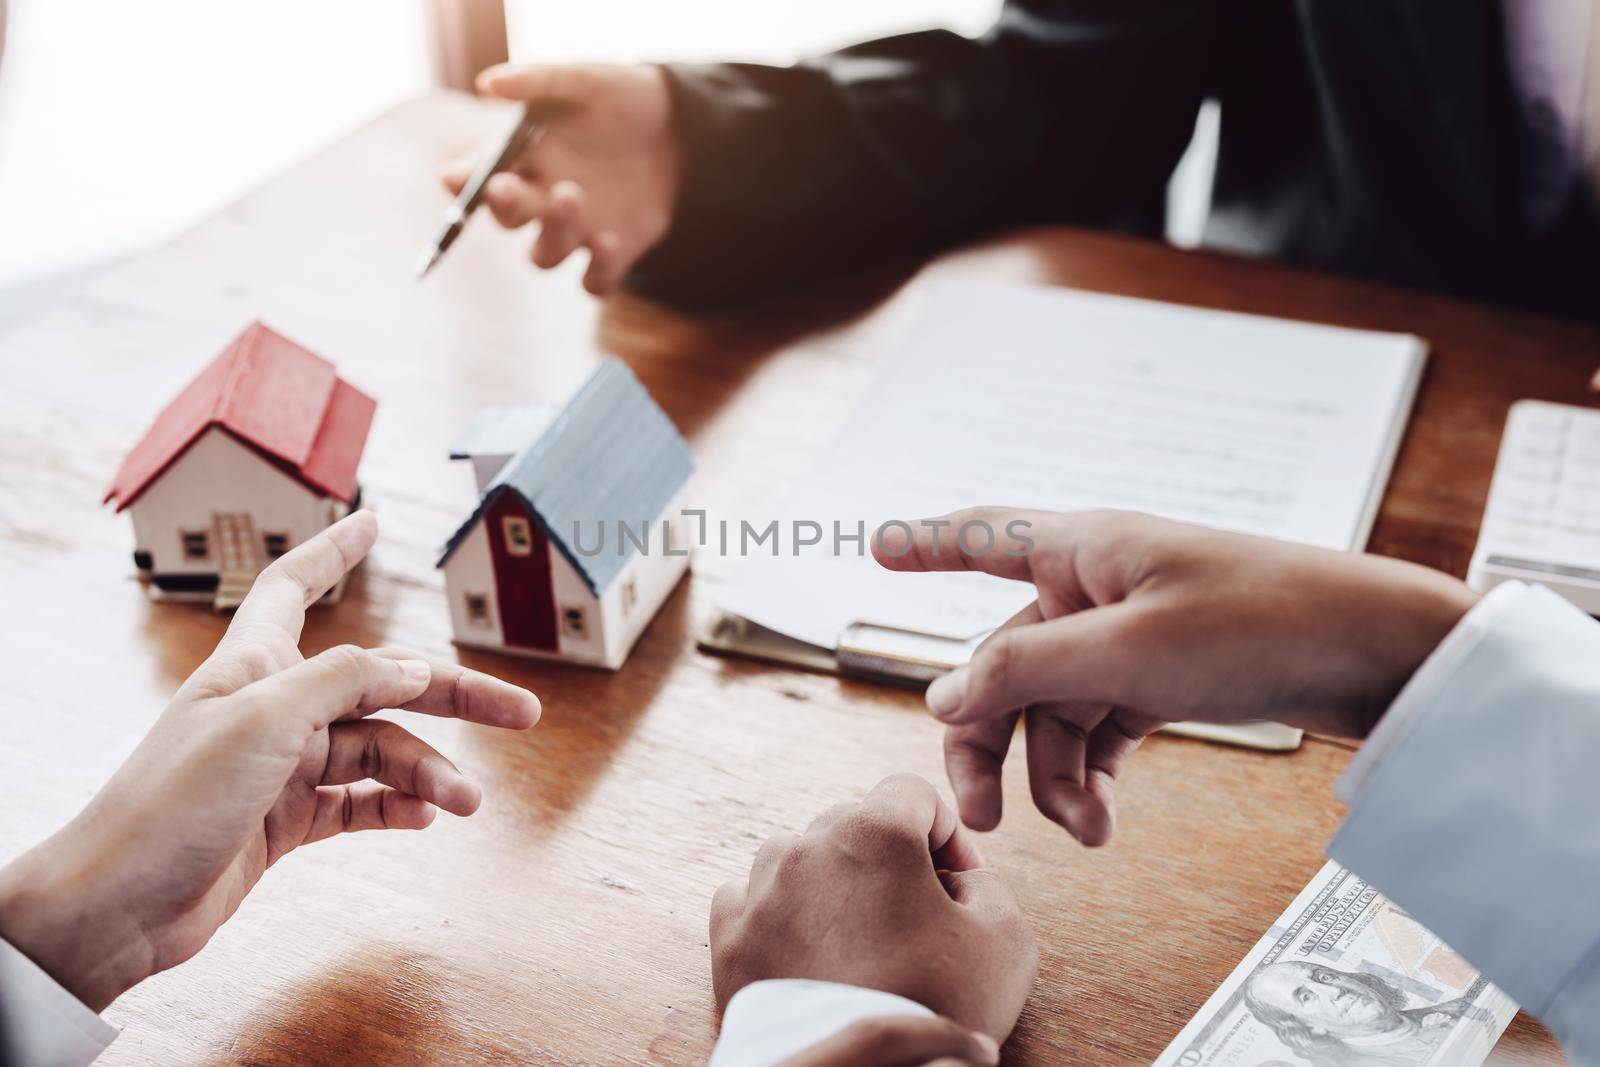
left=717, top=280, right=1426, bottom=651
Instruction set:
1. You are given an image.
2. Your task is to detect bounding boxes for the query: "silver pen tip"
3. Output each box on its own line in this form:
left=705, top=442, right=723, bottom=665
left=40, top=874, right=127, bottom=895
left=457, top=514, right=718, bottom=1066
left=414, top=245, right=441, bottom=280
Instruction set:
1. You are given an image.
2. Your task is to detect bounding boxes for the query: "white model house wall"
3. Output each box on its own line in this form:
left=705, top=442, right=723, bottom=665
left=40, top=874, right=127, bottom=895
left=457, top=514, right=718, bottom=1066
left=442, top=520, right=505, bottom=649
left=598, top=489, right=692, bottom=667
left=127, top=427, right=339, bottom=576
left=547, top=547, right=607, bottom=663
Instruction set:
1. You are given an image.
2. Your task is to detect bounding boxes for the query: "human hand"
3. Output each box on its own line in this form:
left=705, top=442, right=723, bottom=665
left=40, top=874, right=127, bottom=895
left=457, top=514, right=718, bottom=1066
left=873, top=509, right=1478, bottom=843
left=442, top=63, right=680, bottom=294
left=710, top=774, right=1037, bottom=1042
left=0, top=511, right=541, bottom=1012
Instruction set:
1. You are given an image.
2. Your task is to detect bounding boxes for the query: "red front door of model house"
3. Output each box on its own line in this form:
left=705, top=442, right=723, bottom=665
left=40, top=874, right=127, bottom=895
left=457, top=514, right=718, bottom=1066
left=486, top=492, right=559, bottom=651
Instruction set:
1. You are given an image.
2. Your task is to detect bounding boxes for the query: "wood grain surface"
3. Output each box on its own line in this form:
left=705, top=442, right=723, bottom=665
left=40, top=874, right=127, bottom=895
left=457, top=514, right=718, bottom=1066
left=2, top=91, right=1592, bottom=1065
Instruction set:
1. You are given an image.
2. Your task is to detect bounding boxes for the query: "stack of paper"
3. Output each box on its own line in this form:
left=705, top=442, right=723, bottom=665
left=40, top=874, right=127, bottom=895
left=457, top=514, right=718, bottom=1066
left=704, top=281, right=1427, bottom=750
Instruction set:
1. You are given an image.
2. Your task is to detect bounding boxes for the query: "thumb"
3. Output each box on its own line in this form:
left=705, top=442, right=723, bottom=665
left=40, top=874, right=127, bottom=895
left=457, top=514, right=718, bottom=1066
left=476, top=63, right=600, bottom=103
left=234, top=645, right=433, bottom=733
left=925, top=605, right=1148, bottom=725
left=940, top=868, right=1023, bottom=920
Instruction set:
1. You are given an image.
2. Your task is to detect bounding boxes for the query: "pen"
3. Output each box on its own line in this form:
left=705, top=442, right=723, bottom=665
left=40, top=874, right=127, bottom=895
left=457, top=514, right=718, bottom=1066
left=415, top=99, right=574, bottom=279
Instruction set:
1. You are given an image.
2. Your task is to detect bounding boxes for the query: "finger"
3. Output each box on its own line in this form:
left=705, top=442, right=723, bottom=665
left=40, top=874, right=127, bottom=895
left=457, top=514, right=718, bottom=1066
left=369, top=649, right=540, bottom=729
left=304, top=782, right=436, bottom=843
left=530, top=181, right=586, bottom=269
left=219, top=510, right=377, bottom=654
left=322, top=720, right=482, bottom=817
left=441, top=154, right=473, bottom=195
left=1067, top=707, right=1162, bottom=846
left=940, top=868, right=1024, bottom=923
left=944, top=713, right=1019, bottom=832
left=749, top=830, right=803, bottom=881
left=804, top=801, right=859, bottom=836
left=484, top=171, right=547, bottom=229
left=935, top=601, right=1036, bottom=831
left=709, top=878, right=746, bottom=933
left=444, top=138, right=539, bottom=196
left=582, top=229, right=627, bottom=295
left=1088, top=707, right=1163, bottom=786
left=860, top=774, right=986, bottom=873
left=1024, top=702, right=1113, bottom=845
left=924, top=605, right=1146, bottom=725
left=872, top=507, right=1057, bottom=581
left=236, top=644, right=433, bottom=732
left=476, top=63, right=601, bottom=103
left=775, top=1015, right=999, bottom=1067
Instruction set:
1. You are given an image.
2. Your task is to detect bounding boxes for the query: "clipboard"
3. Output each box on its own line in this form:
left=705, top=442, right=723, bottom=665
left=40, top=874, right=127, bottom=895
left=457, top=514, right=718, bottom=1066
left=696, top=279, right=1427, bottom=756
left=697, top=610, right=1305, bottom=752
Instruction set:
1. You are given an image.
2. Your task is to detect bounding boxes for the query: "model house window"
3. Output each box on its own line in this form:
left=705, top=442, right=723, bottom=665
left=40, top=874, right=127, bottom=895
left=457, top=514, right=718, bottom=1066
left=621, top=577, right=639, bottom=617
left=263, top=531, right=290, bottom=558
left=503, top=516, right=533, bottom=557
left=180, top=530, right=210, bottom=561
left=465, top=592, right=491, bottom=628
left=561, top=604, right=588, bottom=639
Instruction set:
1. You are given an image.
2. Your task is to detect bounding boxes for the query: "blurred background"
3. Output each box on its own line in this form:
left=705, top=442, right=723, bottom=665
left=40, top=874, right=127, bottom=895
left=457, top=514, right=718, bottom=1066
left=0, top=0, right=1214, bottom=292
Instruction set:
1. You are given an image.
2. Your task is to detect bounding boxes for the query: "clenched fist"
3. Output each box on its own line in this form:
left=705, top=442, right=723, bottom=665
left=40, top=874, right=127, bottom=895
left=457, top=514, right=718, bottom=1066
left=711, top=774, right=1037, bottom=1042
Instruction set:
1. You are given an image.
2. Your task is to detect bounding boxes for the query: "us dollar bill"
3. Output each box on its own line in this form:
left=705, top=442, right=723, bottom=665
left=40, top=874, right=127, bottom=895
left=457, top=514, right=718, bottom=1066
left=1153, top=862, right=1517, bottom=1067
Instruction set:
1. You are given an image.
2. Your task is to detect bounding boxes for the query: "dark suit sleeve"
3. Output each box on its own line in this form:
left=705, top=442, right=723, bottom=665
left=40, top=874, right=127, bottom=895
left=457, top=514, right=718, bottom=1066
left=627, top=0, right=1216, bottom=307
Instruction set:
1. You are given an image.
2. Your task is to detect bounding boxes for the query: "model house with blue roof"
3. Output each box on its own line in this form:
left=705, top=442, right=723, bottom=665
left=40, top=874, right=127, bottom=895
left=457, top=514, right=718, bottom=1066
left=438, top=359, right=693, bottom=669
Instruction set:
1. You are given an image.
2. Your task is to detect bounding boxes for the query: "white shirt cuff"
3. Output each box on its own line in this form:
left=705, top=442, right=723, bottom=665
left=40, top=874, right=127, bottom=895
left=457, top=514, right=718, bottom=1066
left=708, top=979, right=933, bottom=1067
left=0, top=936, right=117, bottom=1067
left=1327, top=579, right=1600, bottom=1017
left=1334, top=579, right=1525, bottom=805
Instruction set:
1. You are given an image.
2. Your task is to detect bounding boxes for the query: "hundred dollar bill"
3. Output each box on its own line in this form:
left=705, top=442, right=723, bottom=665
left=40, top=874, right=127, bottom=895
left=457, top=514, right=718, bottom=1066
left=1153, top=862, right=1516, bottom=1067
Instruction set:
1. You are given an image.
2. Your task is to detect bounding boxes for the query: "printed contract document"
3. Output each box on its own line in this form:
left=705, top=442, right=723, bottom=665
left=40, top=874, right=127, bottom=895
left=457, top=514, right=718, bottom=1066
left=710, top=280, right=1426, bottom=744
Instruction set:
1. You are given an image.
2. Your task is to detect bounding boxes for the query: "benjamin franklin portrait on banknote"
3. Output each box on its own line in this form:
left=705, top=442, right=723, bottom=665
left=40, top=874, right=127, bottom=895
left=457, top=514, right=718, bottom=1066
left=1154, top=864, right=1516, bottom=1067
left=1242, top=961, right=1493, bottom=1067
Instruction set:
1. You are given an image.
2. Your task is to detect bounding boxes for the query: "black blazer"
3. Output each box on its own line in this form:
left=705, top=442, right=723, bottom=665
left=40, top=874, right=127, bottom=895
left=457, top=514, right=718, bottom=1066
left=630, top=0, right=1599, bottom=319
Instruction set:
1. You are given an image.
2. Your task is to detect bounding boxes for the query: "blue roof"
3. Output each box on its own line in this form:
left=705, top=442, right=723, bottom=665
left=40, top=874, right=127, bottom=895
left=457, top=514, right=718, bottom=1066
left=436, top=359, right=693, bottom=596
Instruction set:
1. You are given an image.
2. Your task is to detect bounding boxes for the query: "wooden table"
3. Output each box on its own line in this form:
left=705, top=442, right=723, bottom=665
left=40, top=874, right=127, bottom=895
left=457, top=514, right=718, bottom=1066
left=1, top=92, right=1592, bottom=1066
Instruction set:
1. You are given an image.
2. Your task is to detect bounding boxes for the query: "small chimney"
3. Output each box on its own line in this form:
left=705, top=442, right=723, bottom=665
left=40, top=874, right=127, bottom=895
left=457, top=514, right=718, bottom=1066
left=448, top=405, right=554, bottom=494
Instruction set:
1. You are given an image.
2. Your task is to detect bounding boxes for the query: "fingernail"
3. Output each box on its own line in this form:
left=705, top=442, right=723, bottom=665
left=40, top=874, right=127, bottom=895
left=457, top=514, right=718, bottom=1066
left=974, top=1032, right=999, bottom=1063
left=335, top=509, right=376, bottom=536
left=400, top=659, right=431, bottom=684
left=926, top=666, right=969, bottom=719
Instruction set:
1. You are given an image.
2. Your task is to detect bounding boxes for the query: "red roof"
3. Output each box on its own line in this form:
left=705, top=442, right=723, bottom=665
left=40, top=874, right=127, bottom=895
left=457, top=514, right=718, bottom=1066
left=105, top=322, right=376, bottom=512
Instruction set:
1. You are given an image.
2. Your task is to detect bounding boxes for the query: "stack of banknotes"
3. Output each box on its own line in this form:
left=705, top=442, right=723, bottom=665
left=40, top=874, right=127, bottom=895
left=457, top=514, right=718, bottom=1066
left=1154, top=862, right=1517, bottom=1067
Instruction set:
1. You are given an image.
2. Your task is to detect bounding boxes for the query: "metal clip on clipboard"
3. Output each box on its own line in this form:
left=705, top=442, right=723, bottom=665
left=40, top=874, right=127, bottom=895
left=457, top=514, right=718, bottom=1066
left=835, top=622, right=984, bottom=684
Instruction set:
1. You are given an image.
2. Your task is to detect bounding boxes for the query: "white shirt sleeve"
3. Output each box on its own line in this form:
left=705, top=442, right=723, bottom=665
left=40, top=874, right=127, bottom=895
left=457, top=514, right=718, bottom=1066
left=0, top=936, right=117, bottom=1067
left=708, top=979, right=934, bottom=1066
left=1327, top=580, right=1600, bottom=1066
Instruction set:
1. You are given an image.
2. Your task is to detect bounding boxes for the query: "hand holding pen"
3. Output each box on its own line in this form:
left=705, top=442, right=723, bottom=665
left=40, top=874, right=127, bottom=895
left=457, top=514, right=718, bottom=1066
left=428, top=64, right=681, bottom=294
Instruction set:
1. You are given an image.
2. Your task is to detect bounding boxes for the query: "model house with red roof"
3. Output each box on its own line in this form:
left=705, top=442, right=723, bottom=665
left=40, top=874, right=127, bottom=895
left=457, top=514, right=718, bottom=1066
left=438, top=359, right=693, bottom=669
left=104, top=322, right=376, bottom=609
